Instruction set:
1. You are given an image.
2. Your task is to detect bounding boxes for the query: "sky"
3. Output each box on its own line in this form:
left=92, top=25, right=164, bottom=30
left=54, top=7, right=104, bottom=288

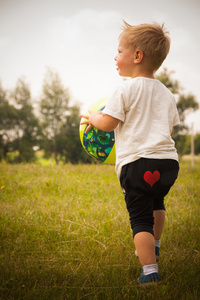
left=0, top=0, right=200, bottom=132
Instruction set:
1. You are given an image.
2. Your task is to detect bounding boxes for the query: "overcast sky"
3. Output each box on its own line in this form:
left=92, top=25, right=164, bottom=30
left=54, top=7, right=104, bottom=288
left=0, top=0, right=200, bottom=132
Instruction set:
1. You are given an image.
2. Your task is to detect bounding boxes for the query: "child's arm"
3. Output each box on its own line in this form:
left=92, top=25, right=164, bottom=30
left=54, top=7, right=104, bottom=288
left=80, top=111, right=120, bottom=133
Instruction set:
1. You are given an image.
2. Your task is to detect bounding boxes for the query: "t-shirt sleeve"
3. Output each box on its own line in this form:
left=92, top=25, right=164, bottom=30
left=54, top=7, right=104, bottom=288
left=103, top=85, right=126, bottom=122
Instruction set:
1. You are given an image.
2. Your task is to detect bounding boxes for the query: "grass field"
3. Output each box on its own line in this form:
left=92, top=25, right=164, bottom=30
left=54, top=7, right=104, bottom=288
left=0, top=161, right=200, bottom=299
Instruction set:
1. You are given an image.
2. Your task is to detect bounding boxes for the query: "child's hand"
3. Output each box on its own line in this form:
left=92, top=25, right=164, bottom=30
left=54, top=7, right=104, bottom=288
left=80, top=110, right=94, bottom=133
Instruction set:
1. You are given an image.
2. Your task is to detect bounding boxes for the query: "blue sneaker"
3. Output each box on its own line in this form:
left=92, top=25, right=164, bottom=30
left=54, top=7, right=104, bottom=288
left=137, top=272, right=160, bottom=284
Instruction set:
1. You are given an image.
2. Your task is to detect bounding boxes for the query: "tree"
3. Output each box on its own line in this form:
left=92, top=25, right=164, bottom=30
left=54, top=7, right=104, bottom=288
left=176, top=94, right=199, bottom=126
left=194, top=134, right=200, bottom=155
left=156, top=68, right=199, bottom=134
left=11, top=78, right=42, bottom=162
left=40, top=69, right=70, bottom=164
left=57, top=104, right=93, bottom=164
left=0, top=82, right=19, bottom=160
left=0, top=79, right=42, bottom=162
left=156, top=68, right=179, bottom=94
left=156, top=68, right=199, bottom=156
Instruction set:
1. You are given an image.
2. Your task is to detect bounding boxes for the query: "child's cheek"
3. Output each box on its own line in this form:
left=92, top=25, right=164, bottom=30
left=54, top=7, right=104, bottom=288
left=117, top=58, right=123, bottom=69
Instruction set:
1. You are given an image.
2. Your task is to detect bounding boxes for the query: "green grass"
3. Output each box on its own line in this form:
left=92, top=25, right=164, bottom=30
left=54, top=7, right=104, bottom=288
left=0, top=162, right=199, bottom=299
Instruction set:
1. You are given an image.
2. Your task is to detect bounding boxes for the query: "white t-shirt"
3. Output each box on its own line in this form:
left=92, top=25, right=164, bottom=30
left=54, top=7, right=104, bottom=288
left=103, top=77, right=180, bottom=179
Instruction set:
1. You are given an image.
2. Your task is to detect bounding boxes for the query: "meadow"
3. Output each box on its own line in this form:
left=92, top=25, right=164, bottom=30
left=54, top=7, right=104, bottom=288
left=0, top=161, right=199, bottom=299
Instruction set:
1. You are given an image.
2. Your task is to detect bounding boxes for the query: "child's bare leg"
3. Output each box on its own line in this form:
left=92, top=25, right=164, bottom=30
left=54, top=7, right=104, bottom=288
left=134, top=232, right=156, bottom=266
left=153, top=210, right=165, bottom=240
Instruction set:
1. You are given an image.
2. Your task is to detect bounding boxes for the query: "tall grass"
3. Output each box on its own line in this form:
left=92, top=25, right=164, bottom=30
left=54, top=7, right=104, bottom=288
left=0, top=162, right=199, bottom=299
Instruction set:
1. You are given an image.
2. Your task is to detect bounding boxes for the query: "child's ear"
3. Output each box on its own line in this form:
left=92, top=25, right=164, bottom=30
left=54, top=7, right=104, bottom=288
left=134, top=49, right=143, bottom=63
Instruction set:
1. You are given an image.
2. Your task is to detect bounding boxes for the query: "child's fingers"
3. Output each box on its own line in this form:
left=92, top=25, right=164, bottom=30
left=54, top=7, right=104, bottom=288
left=85, top=124, right=93, bottom=133
left=80, top=121, right=89, bottom=126
left=80, top=119, right=93, bottom=132
left=80, top=111, right=94, bottom=132
left=80, top=114, right=89, bottom=120
left=80, top=110, right=93, bottom=119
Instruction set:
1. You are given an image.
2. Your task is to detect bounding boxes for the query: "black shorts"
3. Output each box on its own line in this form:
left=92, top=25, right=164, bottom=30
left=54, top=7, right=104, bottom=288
left=120, top=158, right=179, bottom=237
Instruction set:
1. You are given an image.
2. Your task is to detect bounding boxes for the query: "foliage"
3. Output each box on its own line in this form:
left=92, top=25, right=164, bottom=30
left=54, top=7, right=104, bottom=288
left=0, top=84, right=19, bottom=159
left=40, top=69, right=70, bottom=164
left=175, top=134, right=190, bottom=156
left=0, top=79, right=42, bottom=162
left=0, top=162, right=199, bottom=299
left=12, top=78, right=42, bottom=162
left=39, top=69, right=91, bottom=164
left=57, top=104, right=93, bottom=164
left=194, top=133, right=200, bottom=154
left=156, top=68, right=179, bottom=94
left=156, top=68, right=199, bottom=135
left=2, top=79, right=42, bottom=162
left=156, top=68, right=199, bottom=156
left=177, top=94, right=199, bottom=126
left=0, top=68, right=199, bottom=163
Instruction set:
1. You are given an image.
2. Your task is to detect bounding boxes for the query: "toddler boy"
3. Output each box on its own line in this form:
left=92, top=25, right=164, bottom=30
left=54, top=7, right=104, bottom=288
left=81, top=21, right=179, bottom=284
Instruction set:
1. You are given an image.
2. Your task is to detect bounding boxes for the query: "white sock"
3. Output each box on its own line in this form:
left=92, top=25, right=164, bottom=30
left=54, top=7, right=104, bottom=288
left=143, top=264, right=158, bottom=276
left=155, top=239, right=161, bottom=248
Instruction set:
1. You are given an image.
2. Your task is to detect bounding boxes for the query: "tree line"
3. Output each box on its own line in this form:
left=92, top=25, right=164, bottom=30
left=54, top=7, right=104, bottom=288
left=0, top=68, right=199, bottom=164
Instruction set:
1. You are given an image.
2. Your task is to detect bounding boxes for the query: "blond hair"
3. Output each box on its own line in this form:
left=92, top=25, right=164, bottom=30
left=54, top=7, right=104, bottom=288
left=120, top=21, right=171, bottom=72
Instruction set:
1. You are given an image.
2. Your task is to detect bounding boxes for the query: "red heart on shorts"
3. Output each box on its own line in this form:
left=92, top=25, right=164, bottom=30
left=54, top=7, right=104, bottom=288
left=144, top=171, right=160, bottom=187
